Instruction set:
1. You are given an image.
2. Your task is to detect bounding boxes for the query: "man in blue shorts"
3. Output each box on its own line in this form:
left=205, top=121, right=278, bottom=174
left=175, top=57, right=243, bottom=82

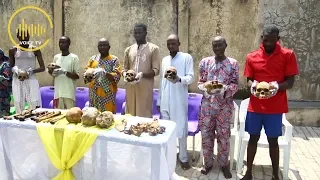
left=241, top=25, right=299, bottom=180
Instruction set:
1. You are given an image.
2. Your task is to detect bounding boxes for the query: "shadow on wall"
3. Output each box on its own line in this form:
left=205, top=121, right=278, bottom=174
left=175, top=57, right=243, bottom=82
left=233, top=88, right=250, bottom=99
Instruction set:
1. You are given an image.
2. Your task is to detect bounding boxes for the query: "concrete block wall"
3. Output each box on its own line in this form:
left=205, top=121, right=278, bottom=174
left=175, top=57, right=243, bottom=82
left=1, top=0, right=320, bottom=100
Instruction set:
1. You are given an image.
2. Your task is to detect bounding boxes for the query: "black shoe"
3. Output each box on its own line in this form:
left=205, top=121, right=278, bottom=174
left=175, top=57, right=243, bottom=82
left=200, top=166, right=212, bottom=175
left=180, top=161, right=191, bottom=170
left=240, top=173, right=253, bottom=180
left=221, top=166, right=232, bottom=179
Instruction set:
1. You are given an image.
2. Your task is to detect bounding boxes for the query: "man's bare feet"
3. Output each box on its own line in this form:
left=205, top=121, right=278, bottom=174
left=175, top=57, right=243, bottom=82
left=240, top=173, right=253, bottom=180
left=200, top=166, right=212, bottom=175
left=221, top=167, right=232, bottom=179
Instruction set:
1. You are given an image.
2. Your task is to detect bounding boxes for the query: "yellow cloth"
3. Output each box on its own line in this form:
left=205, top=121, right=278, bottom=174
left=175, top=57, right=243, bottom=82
left=36, top=118, right=115, bottom=180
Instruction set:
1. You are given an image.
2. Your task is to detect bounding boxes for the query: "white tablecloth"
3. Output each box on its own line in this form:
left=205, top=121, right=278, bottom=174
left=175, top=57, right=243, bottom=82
left=0, top=114, right=177, bottom=180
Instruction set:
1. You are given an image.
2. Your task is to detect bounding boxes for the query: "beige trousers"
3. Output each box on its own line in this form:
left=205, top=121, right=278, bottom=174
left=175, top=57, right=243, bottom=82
left=56, top=98, right=75, bottom=109
left=125, top=78, right=154, bottom=118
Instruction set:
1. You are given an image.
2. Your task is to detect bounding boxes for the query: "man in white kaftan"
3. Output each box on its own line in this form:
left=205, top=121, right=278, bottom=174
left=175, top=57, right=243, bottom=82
left=157, top=34, right=194, bottom=170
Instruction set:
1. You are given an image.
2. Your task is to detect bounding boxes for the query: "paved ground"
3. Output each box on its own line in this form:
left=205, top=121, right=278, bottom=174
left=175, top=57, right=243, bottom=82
left=174, top=126, right=320, bottom=180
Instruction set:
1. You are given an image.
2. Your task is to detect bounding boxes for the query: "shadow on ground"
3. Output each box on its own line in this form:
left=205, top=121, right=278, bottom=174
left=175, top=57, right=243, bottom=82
left=175, top=151, right=302, bottom=180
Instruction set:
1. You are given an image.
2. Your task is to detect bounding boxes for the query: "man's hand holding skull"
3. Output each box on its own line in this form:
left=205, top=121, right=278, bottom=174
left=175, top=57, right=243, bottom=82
left=123, top=70, right=143, bottom=85
left=250, top=80, right=259, bottom=97
left=26, top=68, right=34, bottom=77
left=12, top=66, right=19, bottom=77
left=52, top=68, right=67, bottom=77
left=251, top=80, right=279, bottom=99
left=12, top=66, right=31, bottom=81
left=93, top=68, right=106, bottom=79
left=198, top=81, right=226, bottom=98
left=17, top=69, right=29, bottom=81
left=127, top=72, right=142, bottom=84
left=268, top=81, right=279, bottom=97
left=164, top=66, right=180, bottom=84
left=134, top=72, right=143, bottom=83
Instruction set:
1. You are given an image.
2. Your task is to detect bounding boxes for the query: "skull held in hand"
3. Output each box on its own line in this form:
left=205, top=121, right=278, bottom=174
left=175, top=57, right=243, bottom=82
left=211, top=80, right=224, bottom=89
left=164, top=66, right=177, bottom=80
left=17, top=70, right=28, bottom=81
left=125, top=70, right=137, bottom=82
left=84, top=68, right=95, bottom=83
left=47, top=63, right=61, bottom=72
left=255, top=81, right=271, bottom=99
left=96, top=111, right=114, bottom=128
left=204, top=80, right=224, bottom=92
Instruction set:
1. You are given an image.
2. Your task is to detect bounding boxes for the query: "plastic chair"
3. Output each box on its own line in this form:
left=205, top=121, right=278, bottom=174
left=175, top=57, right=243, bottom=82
left=40, top=86, right=55, bottom=108
left=48, top=100, right=54, bottom=109
left=48, top=87, right=89, bottom=109
left=197, top=100, right=239, bottom=171
left=75, top=87, right=89, bottom=109
left=9, top=94, right=30, bottom=114
left=10, top=104, right=29, bottom=115
left=82, top=89, right=125, bottom=114
left=84, top=101, right=89, bottom=108
left=115, top=88, right=126, bottom=115
left=121, top=89, right=161, bottom=117
left=47, top=87, right=89, bottom=109
left=152, top=89, right=161, bottom=118
left=187, top=93, right=202, bottom=162
left=121, top=102, right=126, bottom=115
left=237, top=98, right=292, bottom=179
left=230, top=101, right=239, bottom=170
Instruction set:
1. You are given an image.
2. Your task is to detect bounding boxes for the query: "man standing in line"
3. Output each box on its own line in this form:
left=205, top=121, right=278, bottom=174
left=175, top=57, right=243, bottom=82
left=49, top=36, right=80, bottom=109
left=198, top=36, right=239, bottom=178
left=9, top=29, right=45, bottom=113
left=157, top=34, right=194, bottom=170
left=85, top=38, right=121, bottom=113
left=122, top=23, right=160, bottom=117
left=241, top=26, right=299, bottom=180
left=0, top=49, right=12, bottom=117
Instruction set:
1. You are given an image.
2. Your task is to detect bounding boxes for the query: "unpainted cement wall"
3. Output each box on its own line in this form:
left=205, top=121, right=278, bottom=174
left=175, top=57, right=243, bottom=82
left=1, top=0, right=319, bottom=100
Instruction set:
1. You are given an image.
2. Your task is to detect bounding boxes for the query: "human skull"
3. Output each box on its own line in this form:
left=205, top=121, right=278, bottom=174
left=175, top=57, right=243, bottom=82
left=211, top=80, right=223, bottom=89
left=81, top=107, right=100, bottom=126
left=147, top=120, right=160, bottom=136
left=47, top=63, right=61, bottom=72
left=164, top=66, right=177, bottom=80
left=17, top=70, right=28, bottom=81
left=96, top=111, right=114, bottom=128
left=84, top=68, right=95, bottom=83
left=255, top=81, right=271, bottom=99
left=125, top=70, right=137, bottom=82
left=128, top=125, right=144, bottom=136
left=204, top=80, right=223, bottom=92
left=115, top=119, right=127, bottom=132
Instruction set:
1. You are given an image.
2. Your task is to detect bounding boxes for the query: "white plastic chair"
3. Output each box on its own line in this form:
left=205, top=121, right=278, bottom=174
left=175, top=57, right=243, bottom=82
left=199, top=101, right=239, bottom=170
left=237, top=98, right=292, bottom=180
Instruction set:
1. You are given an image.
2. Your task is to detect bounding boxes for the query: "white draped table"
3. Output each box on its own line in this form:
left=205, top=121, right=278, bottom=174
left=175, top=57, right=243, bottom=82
left=0, top=114, right=178, bottom=180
